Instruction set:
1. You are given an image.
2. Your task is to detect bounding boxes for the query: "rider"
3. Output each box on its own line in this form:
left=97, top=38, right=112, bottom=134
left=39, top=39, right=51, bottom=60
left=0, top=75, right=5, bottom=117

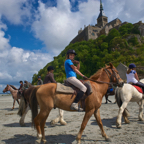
left=65, top=49, right=88, bottom=111
left=43, top=66, right=56, bottom=84
left=19, top=81, right=23, bottom=90
left=126, top=63, right=144, bottom=93
left=37, top=76, right=43, bottom=85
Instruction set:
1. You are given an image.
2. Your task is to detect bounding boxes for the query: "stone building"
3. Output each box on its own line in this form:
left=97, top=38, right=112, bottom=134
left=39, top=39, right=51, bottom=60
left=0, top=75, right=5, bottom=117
left=70, top=0, right=144, bottom=44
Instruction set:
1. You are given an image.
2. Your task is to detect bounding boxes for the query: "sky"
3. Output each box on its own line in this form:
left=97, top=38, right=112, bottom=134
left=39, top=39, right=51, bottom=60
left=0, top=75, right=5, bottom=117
left=0, top=0, right=144, bottom=92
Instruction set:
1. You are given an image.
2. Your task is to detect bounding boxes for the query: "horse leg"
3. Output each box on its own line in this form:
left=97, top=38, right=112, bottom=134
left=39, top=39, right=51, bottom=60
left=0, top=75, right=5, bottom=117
left=138, top=100, right=144, bottom=121
left=40, top=109, right=52, bottom=143
left=11, top=99, right=16, bottom=110
left=94, top=109, right=111, bottom=142
left=16, top=99, right=19, bottom=105
left=19, top=105, right=30, bottom=127
left=122, top=109, right=130, bottom=124
left=50, top=109, right=61, bottom=125
left=59, top=109, right=67, bottom=125
left=105, top=95, right=108, bottom=104
left=76, top=109, right=95, bottom=144
left=34, top=109, right=51, bottom=144
left=116, top=102, right=128, bottom=128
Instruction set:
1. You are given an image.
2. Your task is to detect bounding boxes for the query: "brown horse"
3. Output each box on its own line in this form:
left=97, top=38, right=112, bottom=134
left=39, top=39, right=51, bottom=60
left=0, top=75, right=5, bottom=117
left=30, top=63, right=123, bottom=144
left=3, top=85, right=20, bottom=110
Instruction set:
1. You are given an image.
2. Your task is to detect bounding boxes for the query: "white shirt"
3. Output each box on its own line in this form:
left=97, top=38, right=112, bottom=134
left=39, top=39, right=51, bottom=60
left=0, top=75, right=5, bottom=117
left=126, top=70, right=138, bottom=84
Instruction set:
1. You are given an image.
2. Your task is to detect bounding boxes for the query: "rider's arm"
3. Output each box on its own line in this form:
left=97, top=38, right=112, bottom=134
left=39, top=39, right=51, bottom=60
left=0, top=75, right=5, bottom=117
left=134, top=72, right=139, bottom=81
left=72, top=60, right=80, bottom=70
left=71, top=65, right=84, bottom=77
left=49, top=73, right=56, bottom=83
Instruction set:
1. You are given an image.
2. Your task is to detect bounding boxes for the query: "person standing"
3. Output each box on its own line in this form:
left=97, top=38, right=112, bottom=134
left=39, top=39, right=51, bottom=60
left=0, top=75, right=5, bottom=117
left=37, top=76, right=43, bottom=85
left=43, top=66, right=56, bottom=84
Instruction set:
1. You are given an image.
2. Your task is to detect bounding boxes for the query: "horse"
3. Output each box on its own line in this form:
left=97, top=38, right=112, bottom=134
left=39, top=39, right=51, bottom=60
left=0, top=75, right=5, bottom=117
left=3, top=85, right=20, bottom=110
left=115, top=79, right=144, bottom=129
left=104, top=90, right=115, bottom=104
left=29, top=63, right=124, bottom=144
left=18, top=85, right=67, bottom=126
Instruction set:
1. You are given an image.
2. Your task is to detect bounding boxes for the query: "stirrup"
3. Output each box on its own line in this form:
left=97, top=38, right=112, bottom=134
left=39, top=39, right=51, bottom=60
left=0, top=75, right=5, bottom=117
left=78, top=104, right=84, bottom=112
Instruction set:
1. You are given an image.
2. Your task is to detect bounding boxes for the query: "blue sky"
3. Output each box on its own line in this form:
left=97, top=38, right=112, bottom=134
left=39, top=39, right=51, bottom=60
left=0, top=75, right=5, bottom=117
left=0, top=0, right=144, bottom=92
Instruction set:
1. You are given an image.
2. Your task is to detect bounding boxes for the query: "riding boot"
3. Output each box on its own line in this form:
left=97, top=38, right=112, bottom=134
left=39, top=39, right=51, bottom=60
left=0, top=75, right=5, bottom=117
left=70, top=91, right=84, bottom=111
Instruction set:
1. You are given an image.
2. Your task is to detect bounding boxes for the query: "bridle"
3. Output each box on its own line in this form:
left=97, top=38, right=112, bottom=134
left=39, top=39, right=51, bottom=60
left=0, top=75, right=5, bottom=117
left=87, top=67, right=123, bottom=88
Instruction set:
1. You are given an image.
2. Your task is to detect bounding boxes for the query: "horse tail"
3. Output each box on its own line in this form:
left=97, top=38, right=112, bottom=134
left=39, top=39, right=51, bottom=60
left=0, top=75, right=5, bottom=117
left=115, top=86, right=129, bottom=117
left=30, top=86, right=39, bottom=127
left=17, top=90, right=27, bottom=117
left=115, top=87, right=122, bottom=107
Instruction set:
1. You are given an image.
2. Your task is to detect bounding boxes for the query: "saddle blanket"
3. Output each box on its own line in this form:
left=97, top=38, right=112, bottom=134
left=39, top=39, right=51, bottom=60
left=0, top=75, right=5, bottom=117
left=133, top=85, right=143, bottom=93
left=56, top=81, right=92, bottom=94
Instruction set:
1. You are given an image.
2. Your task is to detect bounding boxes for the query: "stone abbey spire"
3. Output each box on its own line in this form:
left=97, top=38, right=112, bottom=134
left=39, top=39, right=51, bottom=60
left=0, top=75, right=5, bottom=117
left=97, top=0, right=108, bottom=27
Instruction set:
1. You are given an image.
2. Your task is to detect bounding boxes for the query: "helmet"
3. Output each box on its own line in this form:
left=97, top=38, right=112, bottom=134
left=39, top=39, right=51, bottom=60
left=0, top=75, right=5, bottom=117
left=47, top=66, right=54, bottom=71
left=67, top=49, right=77, bottom=55
left=19, top=80, right=23, bottom=83
left=129, top=63, right=136, bottom=69
left=38, top=76, right=41, bottom=78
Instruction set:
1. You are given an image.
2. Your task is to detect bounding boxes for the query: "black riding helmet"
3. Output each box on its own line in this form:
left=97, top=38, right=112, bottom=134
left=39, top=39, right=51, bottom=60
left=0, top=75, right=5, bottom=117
left=67, top=49, right=77, bottom=55
left=47, top=66, right=54, bottom=71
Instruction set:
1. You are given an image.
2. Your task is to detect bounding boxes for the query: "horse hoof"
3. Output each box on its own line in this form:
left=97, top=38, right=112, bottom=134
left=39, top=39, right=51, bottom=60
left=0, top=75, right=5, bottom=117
left=139, top=118, right=144, bottom=121
left=105, top=137, right=112, bottom=142
left=116, top=124, right=121, bottom=129
left=125, top=121, right=130, bottom=124
left=60, top=121, right=67, bottom=125
left=35, top=139, right=41, bottom=144
left=42, top=138, right=47, bottom=143
left=50, top=120, right=56, bottom=126
left=44, top=125, right=48, bottom=128
left=20, top=123, right=26, bottom=127
left=77, top=140, right=81, bottom=144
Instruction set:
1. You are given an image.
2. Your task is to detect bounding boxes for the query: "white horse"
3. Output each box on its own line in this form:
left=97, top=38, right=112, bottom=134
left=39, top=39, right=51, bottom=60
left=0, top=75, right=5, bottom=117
left=115, top=79, right=144, bottom=128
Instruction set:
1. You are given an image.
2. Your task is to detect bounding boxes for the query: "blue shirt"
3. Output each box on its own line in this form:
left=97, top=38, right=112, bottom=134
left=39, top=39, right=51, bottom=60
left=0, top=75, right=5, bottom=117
left=65, top=59, right=76, bottom=78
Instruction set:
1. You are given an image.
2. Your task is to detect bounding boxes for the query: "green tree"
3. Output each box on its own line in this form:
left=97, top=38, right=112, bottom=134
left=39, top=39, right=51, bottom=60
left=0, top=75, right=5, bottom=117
left=119, top=23, right=134, bottom=36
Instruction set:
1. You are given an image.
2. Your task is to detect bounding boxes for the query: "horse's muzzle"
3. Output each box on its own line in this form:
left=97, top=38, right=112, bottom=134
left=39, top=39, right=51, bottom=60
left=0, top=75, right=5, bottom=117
left=118, top=82, right=124, bottom=87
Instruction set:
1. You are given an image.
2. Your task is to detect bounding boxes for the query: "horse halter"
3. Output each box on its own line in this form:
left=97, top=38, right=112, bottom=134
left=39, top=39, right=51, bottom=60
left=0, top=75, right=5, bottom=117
left=104, top=68, right=123, bottom=87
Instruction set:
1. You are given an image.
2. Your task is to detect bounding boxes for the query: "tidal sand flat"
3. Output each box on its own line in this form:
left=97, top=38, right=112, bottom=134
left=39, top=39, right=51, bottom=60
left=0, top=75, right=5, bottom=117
left=0, top=95, right=144, bottom=144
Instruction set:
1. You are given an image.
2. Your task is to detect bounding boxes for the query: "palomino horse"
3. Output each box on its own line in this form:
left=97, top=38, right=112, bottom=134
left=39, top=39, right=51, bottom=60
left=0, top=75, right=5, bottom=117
left=18, top=85, right=67, bottom=126
left=3, top=85, right=20, bottom=110
left=115, top=79, right=144, bottom=128
left=30, top=63, right=123, bottom=144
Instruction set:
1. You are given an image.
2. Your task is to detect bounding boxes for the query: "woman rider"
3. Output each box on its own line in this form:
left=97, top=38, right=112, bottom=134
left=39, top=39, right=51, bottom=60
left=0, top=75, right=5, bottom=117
left=126, top=63, right=144, bottom=93
left=65, top=49, right=88, bottom=111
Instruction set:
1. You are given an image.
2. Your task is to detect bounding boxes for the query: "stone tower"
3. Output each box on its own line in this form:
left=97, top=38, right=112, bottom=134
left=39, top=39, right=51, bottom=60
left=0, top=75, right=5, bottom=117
left=97, top=0, right=108, bottom=27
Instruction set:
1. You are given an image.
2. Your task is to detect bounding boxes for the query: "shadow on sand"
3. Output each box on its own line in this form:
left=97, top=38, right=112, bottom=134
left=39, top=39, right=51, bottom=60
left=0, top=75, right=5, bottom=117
left=4, top=122, right=32, bottom=127
left=2, top=134, right=76, bottom=144
left=90, top=116, right=118, bottom=129
left=0, top=107, right=18, bottom=111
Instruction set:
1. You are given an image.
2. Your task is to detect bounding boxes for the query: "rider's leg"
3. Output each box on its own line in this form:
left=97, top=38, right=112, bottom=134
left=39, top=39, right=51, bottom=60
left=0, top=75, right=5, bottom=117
left=135, top=82, right=144, bottom=93
left=67, top=77, right=87, bottom=111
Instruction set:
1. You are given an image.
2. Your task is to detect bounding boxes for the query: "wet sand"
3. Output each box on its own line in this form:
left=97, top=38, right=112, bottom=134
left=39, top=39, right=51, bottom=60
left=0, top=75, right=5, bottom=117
left=0, top=95, right=144, bottom=144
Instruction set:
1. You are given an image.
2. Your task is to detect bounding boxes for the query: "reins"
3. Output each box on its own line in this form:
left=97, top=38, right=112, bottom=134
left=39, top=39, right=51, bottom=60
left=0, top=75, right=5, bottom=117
left=87, top=68, right=121, bottom=88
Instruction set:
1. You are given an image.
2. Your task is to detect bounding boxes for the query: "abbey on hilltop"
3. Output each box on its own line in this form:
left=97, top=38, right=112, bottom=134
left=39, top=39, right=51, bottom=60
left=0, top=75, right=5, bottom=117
left=70, top=0, right=144, bottom=44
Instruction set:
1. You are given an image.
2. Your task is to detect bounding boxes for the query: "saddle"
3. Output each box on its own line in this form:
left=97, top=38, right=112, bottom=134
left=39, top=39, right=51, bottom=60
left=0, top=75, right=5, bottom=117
left=56, top=80, right=93, bottom=110
left=129, top=82, right=143, bottom=94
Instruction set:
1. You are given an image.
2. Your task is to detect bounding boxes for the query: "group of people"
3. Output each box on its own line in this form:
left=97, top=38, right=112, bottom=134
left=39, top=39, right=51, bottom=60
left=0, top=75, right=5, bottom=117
left=19, top=49, right=144, bottom=111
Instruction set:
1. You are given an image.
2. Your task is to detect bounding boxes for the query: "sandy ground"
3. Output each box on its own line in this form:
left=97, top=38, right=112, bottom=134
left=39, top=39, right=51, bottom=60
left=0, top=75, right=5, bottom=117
left=0, top=95, right=144, bottom=144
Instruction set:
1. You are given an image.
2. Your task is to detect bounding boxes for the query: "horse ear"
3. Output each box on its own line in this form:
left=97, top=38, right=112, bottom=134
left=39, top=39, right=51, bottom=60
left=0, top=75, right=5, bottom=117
left=109, top=62, right=114, bottom=68
left=105, top=64, right=108, bottom=67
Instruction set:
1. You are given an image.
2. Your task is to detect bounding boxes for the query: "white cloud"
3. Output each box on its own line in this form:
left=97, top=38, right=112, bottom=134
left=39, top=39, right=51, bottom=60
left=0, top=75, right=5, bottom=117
left=0, top=22, right=53, bottom=92
left=32, top=0, right=99, bottom=55
left=0, top=0, right=32, bottom=25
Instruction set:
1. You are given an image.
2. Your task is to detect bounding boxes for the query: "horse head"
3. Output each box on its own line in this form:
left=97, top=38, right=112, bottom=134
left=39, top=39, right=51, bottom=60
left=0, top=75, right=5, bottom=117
left=105, top=63, right=124, bottom=87
left=3, top=85, right=10, bottom=93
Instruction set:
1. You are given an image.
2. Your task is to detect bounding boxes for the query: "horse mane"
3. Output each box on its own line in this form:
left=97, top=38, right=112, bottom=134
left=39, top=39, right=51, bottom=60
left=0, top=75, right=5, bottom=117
left=90, top=68, right=104, bottom=80
left=90, top=65, right=111, bottom=80
left=9, top=85, right=18, bottom=90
